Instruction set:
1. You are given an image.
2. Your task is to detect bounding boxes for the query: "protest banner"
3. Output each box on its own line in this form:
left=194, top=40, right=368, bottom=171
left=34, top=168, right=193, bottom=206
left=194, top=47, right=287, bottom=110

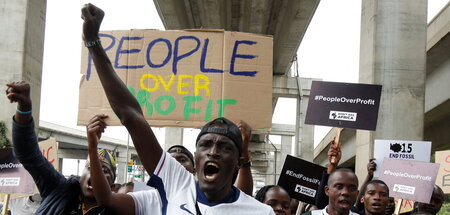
left=278, top=155, right=326, bottom=204
left=0, top=148, right=34, bottom=195
left=435, top=150, right=450, bottom=194
left=374, top=139, right=431, bottom=177
left=305, top=81, right=382, bottom=130
left=379, top=158, right=439, bottom=203
left=39, top=138, right=59, bottom=171
left=78, top=29, right=273, bottom=129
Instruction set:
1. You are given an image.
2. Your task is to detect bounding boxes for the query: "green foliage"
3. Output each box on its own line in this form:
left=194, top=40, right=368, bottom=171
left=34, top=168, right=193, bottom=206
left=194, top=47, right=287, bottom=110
left=0, top=121, right=11, bottom=148
left=437, top=194, right=450, bottom=215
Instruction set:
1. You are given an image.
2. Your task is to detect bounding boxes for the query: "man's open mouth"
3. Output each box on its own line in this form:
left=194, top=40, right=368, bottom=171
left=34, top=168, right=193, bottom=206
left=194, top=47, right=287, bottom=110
left=204, top=161, right=220, bottom=182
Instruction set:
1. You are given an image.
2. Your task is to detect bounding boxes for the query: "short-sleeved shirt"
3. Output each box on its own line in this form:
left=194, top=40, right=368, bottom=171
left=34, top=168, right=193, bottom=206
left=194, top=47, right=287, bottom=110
left=130, top=152, right=275, bottom=215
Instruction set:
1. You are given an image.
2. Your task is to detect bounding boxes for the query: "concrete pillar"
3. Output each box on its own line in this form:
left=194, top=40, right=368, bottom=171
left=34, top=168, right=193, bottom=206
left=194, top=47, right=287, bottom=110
left=164, top=127, right=184, bottom=150
left=278, top=135, right=292, bottom=181
left=356, top=0, right=427, bottom=179
left=294, top=78, right=314, bottom=162
left=0, top=0, right=46, bottom=137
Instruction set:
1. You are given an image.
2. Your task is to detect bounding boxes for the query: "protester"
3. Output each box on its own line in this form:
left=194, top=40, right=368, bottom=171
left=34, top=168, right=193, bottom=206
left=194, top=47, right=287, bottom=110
left=415, top=185, right=444, bottom=215
left=82, top=3, right=273, bottom=214
left=167, top=145, right=196, bottom=173
left=5, top=81, right=117, bottom=214
left=315, top=139, right=342, bottom=209
left=255, top=185, right=292, bottom=215
left=355, top=159, right=377, bottom=212
left=304, top=168, right=359, bottom=215
left=167, top=122, right=254, bottom=195
left=359, top=180, right=389, bottom=215
left=168, top=120, right=254, bottom=195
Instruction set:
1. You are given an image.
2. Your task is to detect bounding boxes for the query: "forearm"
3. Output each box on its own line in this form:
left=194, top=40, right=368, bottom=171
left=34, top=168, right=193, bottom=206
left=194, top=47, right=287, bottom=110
left=235, top=167, right=253, bottom=195
left=88, top=145, right=114, bottom=207
left=88, top=45, right=143, bottom=122
left=235, top=143, right=253, bottom=195
left=12, top=117, right=64, bottom=197
left=88, top=44, right=163, bottom=174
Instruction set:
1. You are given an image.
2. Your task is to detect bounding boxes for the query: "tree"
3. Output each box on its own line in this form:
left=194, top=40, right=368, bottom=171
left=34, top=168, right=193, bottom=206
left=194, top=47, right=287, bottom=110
left=0, top=121, right=11, bottom=148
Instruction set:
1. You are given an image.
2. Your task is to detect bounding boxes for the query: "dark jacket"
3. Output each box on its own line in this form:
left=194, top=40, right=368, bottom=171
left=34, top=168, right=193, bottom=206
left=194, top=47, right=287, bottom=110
left=12, top=117, right=108, bottom=215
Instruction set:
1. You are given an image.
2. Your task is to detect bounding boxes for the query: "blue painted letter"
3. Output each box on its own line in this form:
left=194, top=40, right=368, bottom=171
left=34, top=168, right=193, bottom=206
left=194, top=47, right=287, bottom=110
left=229, top=40, right=258, bottom=77
left=173, top=36, right=200, bottom=75
left=115, top=37, right=145, bottom=69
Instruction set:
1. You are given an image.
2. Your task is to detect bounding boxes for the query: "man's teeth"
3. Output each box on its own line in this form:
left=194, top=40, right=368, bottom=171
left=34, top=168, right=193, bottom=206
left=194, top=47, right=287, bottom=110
left=206, top=175, right=215, bottom=180
left=208, top=162, right=218, bottom=168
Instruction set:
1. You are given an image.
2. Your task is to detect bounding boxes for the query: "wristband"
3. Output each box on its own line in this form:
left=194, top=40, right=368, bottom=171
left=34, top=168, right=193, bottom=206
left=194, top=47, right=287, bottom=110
left=84, top=38, right=101, bottom=48
left=16, top=109, right=32, bottom=115
left=242, top=161, right=252, bottom=168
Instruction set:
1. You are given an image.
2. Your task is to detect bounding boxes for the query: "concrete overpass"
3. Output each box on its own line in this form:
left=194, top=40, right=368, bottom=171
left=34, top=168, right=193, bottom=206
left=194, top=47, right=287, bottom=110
left=153, top=0, right=321, bottom=185
left=314, top=2, right=450, bottom=169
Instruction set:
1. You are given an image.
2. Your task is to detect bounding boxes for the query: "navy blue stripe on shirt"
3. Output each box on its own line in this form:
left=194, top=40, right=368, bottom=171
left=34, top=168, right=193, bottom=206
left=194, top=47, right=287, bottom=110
left=147, top=174, right=168, bottom=215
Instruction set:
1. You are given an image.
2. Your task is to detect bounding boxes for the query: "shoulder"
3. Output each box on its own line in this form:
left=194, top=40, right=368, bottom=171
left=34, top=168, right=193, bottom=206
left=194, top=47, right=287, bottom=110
left=236, top=192, right=273, bottom=212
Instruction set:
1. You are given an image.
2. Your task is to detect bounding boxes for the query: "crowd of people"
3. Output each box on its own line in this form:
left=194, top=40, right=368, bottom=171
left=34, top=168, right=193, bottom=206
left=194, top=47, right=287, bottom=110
left=1, top=3, right=446, bottom=215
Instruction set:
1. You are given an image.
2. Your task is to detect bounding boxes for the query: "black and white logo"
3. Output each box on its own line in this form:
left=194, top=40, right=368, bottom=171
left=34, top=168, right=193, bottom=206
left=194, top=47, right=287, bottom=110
left=329, top=111, right=357, bottom=122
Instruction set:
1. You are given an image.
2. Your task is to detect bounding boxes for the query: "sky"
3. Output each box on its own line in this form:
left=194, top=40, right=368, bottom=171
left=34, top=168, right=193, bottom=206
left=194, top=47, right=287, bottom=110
left=40, top=0, right=450, bottom=157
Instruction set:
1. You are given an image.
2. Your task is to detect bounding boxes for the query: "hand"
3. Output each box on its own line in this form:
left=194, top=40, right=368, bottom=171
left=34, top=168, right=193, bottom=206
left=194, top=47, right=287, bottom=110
left=86, top=114, right=108, bottom=149
left=237, top=120, right=252, bottom=146
left=81, top=3, right=105, bottom=42
left=367, top=158, right=376, bottom=176
left=327, top=138, right=341, bottom=165
left=6, top=81, right=31, bottom=111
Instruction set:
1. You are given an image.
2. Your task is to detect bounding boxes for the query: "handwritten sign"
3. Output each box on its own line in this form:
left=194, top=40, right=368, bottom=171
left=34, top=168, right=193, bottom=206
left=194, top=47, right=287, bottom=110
left=39, top=138, right=59, bottom=171
left=0, top=149, right=34, bottom=194
left=374, top=139, right=431, bottom=177
left=305, top=81, right=382, bottom=130
left=78, top=29, right=273, bottom=129
left=435, top=150, right=450, bottom=194
left=277, top=155, right=326, bottom=204
left=379, top=158, right=439, bottom=203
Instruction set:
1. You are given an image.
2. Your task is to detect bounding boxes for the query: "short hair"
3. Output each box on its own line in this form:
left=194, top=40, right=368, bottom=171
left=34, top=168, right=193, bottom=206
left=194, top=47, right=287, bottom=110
left=364, top=179, right=389, bottom=195
left=327, top=168, right=358, bottom=186
left=255, top=185, right=290, bottom=202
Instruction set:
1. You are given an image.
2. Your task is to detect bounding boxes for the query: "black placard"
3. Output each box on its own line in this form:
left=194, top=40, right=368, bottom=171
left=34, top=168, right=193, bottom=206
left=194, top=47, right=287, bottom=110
left=305, top=81, right=382, bottom=130
left=277, top=155, right=326, bottom=204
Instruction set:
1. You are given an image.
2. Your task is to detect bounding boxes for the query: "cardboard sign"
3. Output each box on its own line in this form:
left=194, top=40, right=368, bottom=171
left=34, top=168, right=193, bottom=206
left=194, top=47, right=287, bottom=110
left=379, top=158, right=439, bottom=203
left=78, top=29, right=273, bottom=129
left=395, top=199, right=415, bottom=213
left=39, top=138, right=59, bottom=171
left=277, top=155, right=326, bottom=204
left=435, top=150, right=450, bottom=194
left=0, top=149, right=34, bottom=194
left=374, top=139, right=431, bottom=177
left=305, top=81, right=382, bottom=130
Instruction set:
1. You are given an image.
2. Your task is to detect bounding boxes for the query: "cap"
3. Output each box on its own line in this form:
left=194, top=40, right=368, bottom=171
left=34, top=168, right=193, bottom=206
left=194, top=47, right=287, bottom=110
left=167, top=145, right=195, bottom=165
left=196, top=117, right=242, bottom=156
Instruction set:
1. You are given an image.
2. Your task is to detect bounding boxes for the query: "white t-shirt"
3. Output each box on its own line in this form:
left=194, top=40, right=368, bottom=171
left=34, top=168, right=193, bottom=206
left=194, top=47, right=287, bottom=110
left=130, top=152, right=275, bottom=215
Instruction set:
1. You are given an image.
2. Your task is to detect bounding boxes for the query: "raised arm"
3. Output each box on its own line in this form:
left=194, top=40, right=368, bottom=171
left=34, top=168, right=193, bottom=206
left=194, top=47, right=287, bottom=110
left=6, top=81, right=66, bottom=198
left=81, top=3, right=162, bottom=174
left=315, top=139, right=342, bottom=209
left=235, top=120, right=254, bottom=195
left=355, top=158, right=376, bottom=211
left=86, top=114, right=135, bottom=215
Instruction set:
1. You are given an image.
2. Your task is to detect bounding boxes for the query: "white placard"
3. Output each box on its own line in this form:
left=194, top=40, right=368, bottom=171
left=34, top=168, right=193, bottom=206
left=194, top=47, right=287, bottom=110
left=374, top=139, right=431, bottom=177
